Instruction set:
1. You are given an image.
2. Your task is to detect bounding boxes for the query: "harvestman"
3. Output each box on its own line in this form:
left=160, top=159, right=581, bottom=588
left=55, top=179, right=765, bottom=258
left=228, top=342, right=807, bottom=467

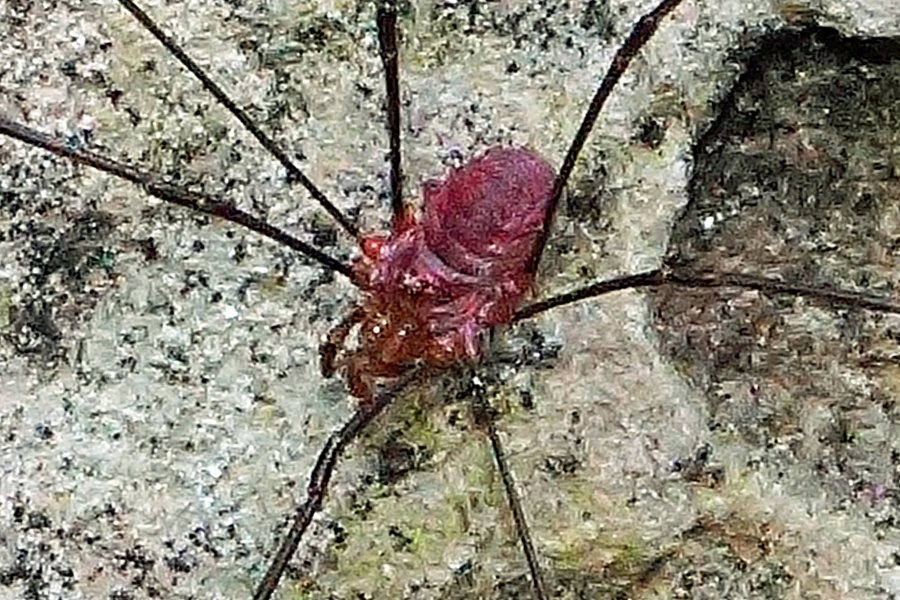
left=3, top=0, right=900, bottom=597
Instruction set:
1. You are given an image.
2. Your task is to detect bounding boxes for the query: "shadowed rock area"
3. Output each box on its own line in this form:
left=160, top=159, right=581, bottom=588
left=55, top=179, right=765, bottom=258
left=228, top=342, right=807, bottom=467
left=649, top=26, right=900, bottom=596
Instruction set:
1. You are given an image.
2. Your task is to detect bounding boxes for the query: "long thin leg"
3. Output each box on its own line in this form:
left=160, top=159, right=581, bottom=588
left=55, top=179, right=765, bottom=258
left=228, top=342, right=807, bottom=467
left=514, top=267, right=900, bottom=322
left=0, top=116, right=354, bottom=280
left=116, top=0, right=358, bottom=238
left=377, top=1, right=405, bottom=225
left=252, top=370, right=418, bottom=600
left=529, top=0, right=688, bottom=274
left=472, top=392, right=549, bottom=600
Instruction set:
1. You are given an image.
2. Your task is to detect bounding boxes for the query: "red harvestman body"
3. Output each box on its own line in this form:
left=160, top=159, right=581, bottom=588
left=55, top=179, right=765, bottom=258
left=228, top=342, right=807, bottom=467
left=329, top=145, right=555, bottom=398
left=3, top=0, right=900, bottom=599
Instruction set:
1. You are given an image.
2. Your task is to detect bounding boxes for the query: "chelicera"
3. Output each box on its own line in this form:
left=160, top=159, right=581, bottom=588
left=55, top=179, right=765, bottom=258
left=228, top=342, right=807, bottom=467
left=4, top=0, right=900, bottom=598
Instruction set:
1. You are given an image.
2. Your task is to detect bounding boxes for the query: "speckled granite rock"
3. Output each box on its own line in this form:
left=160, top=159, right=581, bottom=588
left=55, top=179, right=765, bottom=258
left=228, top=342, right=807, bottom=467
left=2, top=0, right=900, bottom=598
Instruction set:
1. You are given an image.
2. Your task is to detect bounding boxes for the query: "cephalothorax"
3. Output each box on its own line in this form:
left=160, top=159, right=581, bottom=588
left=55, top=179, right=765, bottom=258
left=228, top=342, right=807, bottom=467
left=324, top=146, right=555, bottom=397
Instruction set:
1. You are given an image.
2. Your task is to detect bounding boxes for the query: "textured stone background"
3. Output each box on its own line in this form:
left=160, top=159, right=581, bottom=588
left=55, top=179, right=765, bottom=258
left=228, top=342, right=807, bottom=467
left=2, top=0, right=900, bottom=598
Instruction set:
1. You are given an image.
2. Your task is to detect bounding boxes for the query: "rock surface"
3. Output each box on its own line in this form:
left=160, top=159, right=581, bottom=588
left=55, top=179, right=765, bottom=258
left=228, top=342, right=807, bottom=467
left=2, top=0, right=900, bottom=598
